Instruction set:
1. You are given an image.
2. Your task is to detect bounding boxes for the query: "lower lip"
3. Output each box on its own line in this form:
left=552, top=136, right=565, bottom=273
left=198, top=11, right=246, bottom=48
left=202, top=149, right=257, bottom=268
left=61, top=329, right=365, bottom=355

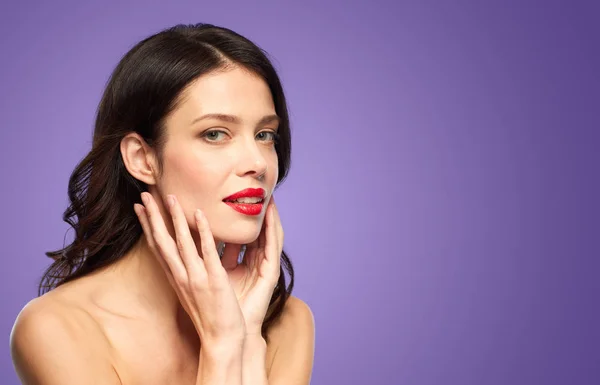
left=224, top=201, right=264, bottom=216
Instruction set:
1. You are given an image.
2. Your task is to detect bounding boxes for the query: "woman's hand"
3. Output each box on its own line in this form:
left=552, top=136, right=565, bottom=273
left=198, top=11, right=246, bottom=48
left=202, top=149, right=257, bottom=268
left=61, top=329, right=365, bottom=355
left=220, top=197, right=283, bottom=336
left=134, top=192, right=247, bottom=349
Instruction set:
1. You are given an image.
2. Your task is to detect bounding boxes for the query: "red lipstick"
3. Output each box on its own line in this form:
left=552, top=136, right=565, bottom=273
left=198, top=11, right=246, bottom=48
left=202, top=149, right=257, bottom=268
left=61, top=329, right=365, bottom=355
left=222, top=188, right=266, bottom=216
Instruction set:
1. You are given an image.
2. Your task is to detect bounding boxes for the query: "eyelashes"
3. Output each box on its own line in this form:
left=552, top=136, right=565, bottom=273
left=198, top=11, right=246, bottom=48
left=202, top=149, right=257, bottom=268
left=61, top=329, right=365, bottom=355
left=256, top=131, right=280, bottom=143
left=202, top=130, right=227, bottom=142
left=201, top=129, right=280, bottom=144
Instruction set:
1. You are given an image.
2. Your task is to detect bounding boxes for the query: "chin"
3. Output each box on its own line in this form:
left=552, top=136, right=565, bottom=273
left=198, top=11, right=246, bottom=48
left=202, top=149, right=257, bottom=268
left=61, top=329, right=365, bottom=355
left=214, top=221, right=263, bottom=246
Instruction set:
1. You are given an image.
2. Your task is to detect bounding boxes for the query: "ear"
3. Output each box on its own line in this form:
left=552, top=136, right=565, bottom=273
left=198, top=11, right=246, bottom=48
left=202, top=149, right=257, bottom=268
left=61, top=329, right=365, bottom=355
left=120, top=133, right=158, bottom=185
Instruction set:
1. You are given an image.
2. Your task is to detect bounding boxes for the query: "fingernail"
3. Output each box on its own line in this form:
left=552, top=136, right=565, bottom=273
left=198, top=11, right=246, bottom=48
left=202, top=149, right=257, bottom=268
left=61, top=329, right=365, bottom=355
left=133, top=203, right=141, bottom=215
left=167, top=195, right=175, bottom=207
left=141, top=192, right=148, bottom=204
left=195, top=209, right=203, bottom=222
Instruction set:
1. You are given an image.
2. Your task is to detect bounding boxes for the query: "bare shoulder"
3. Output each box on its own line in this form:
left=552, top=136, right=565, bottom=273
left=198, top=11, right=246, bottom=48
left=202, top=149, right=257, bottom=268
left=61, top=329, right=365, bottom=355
left=10, top=293, right=121, bottom=385
left=266, top=295, right=315, bottom=385
left=277, top=295, right=315, bottom=333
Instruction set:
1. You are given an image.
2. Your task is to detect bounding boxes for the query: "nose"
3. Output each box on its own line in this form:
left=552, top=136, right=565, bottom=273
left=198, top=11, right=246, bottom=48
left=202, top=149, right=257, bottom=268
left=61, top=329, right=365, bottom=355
left=236, top=137, right=268, bottom=179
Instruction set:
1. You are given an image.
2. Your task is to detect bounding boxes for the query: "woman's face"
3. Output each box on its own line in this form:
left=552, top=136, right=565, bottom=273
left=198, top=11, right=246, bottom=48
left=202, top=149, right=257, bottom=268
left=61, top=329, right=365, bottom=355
left=156, top=66, right=280, bottom=246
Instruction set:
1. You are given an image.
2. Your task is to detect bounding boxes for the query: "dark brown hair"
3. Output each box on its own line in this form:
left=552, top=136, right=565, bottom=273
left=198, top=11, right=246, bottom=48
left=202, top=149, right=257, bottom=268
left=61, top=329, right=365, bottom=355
left=38, top=23, right=294, bottom=338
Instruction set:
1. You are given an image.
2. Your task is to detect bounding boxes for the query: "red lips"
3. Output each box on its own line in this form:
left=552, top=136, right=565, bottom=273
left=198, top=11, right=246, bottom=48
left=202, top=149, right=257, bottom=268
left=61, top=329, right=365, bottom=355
left=222, top=188, right=265, bottom=201
left=222, top=188, right=266, bottom=216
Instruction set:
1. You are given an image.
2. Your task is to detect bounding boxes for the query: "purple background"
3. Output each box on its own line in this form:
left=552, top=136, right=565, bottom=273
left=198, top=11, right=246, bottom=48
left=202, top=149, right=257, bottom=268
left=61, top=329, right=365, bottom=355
left=1, top=1, right=598, bottom=384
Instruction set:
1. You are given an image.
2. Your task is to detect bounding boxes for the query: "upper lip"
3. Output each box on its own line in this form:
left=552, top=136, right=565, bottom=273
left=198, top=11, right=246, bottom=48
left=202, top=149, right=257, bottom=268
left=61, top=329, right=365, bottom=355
left=223, top=188, right=266, bottom=201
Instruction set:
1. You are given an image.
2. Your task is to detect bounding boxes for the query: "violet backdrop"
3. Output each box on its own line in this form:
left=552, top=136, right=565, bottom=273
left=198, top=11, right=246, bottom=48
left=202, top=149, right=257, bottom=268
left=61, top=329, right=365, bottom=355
left=1, top=0, right=598, bottom=384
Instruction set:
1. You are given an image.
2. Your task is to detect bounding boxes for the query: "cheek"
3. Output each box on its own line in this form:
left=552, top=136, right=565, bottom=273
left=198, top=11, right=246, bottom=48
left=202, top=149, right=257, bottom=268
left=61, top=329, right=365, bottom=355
left=164, top=151, right=230, bottom=190
left=160, top=152, right=230, bottom=221
left=267, top=151, right=279, bottom=184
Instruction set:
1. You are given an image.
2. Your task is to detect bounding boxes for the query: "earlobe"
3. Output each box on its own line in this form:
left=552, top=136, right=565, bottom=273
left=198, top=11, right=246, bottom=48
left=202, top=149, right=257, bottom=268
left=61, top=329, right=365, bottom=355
left=120, top=133, right=157, bottom=185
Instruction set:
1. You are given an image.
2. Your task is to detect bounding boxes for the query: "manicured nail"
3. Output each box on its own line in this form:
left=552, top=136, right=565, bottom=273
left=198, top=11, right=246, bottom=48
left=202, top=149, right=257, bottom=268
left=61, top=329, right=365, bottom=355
left=167, top=195, right=175, bottom=208
left=141, top=192, right=149, bottom=204
left=195, top=209, right=203, bottom=222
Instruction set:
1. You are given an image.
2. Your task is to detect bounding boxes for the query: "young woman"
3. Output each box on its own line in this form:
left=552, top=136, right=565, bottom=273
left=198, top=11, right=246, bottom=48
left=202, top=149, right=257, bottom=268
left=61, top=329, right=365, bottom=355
left=10, top=23, right=315, bottom=385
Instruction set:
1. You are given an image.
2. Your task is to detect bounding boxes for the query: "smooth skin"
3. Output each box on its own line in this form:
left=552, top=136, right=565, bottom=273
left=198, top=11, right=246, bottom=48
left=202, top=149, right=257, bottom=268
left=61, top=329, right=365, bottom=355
left=9, top=66, right=315, bottom=385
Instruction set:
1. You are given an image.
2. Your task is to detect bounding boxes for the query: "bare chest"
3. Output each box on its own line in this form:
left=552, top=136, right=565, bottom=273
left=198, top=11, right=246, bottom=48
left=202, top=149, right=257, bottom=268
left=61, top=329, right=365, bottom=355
left=102, top=322, right=275, bottom=385
left=118, top=352, right=198, bottom=385
left=103, top=321, right=201, bottom=385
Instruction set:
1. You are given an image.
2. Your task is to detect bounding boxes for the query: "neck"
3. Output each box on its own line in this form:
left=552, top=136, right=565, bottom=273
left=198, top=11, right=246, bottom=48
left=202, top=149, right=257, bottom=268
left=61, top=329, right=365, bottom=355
left=110, top=235, right=195, bottom=333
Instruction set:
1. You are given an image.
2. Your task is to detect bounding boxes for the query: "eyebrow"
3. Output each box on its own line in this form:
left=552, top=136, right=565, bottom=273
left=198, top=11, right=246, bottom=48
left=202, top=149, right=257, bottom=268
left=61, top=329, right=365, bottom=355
left=191, top=113, right=280, bottom=126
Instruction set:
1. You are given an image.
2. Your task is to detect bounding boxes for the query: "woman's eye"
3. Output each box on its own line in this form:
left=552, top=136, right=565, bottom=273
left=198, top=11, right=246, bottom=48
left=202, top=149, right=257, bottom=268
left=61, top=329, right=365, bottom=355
left=203, top=130, right=227, bottom=142
left=256, top=131, right=279, bottom=142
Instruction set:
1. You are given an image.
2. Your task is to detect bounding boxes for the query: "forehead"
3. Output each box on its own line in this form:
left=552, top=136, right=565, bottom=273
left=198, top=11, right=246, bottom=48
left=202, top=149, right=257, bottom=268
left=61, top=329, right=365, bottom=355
left=169, top=66, right=275, bottom=126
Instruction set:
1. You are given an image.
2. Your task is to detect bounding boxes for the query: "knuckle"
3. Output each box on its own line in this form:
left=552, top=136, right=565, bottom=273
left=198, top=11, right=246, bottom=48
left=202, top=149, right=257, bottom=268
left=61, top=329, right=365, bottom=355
left=154, top=241, right=167, bottom=255
left=153, top=232, right=166, bottom=246
left=173, top=271, right=188, bottom=287
left=189, top=275, right=206, bottom=291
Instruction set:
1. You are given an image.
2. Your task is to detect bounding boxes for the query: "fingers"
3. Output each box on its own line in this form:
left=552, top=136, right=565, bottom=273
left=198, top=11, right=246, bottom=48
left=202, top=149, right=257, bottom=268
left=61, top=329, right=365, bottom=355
left=134, top=203, right=169, bottom=277
left=134, top=198, right=187, bottom=284
left=133, top=204, right=156, bottom=250
left=260, top=198, right=281, bottom=282
left=194, top=209, right=224, bottom=276
left=166, top=195, right=205, bottom=278
left=269, top=197, right=284, bottom=247
left=265, top=201, right=280, bottom=258
left=136, top=191, right=281, bottom=290
left=270, top=199, right=283, bottom=271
